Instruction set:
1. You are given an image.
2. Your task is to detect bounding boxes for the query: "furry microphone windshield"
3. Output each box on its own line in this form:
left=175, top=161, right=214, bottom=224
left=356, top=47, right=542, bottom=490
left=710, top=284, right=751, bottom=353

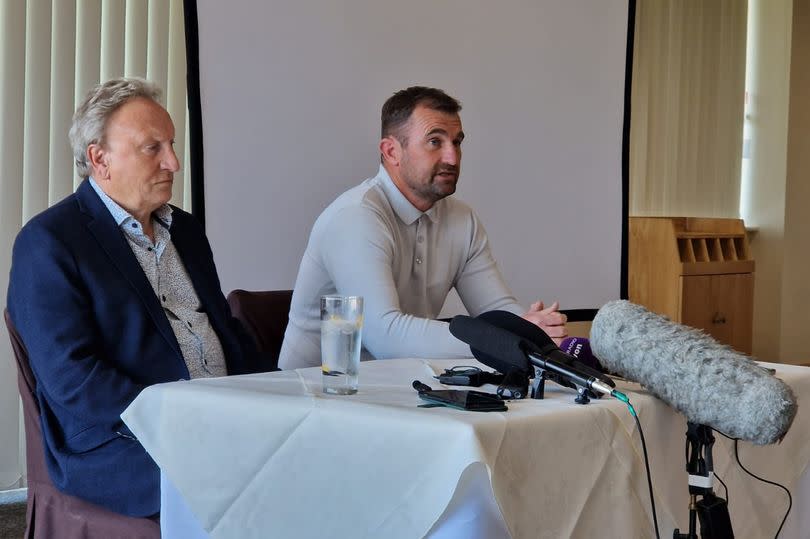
left=590, top=300, right=797, bottom=445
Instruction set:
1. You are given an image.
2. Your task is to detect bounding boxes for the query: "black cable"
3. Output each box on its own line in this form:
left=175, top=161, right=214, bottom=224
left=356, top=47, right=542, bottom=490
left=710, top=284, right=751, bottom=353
left=714, top=470, right=729, bottom=503
left=627, top=402, right=661, bottom=539
left=734, top=439, right=792, bottom=539
left=715, top=431, right=793, bottom=538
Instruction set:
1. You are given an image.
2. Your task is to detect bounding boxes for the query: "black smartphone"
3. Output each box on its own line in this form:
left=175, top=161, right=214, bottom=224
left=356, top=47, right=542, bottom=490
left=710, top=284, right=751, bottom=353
left=413, top=381, right=508, bottom=412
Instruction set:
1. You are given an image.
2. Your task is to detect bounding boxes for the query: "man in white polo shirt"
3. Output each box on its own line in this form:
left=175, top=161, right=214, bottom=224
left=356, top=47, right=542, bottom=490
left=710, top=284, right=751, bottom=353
left=279, top=86, right=567, bottom=370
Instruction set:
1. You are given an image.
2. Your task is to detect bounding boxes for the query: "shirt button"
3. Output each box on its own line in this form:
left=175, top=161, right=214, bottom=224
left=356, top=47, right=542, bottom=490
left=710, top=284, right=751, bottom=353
left=161, top=295, right=167, bottom=302
left=416, top=257, right=423, bottom=265
left=147, top=247, right=153, bottom=252
left=131, top=223, right=138, bottom=229
left=417, top=236, right=424, bottom=243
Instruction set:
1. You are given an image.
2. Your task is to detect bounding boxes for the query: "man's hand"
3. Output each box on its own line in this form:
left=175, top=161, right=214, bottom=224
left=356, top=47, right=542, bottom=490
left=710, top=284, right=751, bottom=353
left=523, top=301, right=568, bottom=345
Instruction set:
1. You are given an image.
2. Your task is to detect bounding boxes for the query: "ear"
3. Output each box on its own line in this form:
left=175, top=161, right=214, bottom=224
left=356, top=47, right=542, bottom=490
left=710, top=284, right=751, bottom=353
left=87, top=143, right=110, bottom=180
left=379, top=136, right=401, bottom=167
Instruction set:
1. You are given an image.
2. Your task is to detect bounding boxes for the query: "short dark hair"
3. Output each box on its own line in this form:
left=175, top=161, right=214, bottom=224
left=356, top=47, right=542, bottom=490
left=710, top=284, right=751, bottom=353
left=381, top=86, right=462, bottom=143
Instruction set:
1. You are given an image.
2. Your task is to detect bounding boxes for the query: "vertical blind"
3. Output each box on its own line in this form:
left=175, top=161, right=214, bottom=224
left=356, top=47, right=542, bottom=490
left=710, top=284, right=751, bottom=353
left=629, top=0, right=748, bottom=218
left=0, top=0, right=188, bottom=491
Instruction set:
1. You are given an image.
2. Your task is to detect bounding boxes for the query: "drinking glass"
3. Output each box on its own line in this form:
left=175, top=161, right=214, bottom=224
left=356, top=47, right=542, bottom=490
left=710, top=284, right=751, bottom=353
left=320, top=295, right=363, bottom=394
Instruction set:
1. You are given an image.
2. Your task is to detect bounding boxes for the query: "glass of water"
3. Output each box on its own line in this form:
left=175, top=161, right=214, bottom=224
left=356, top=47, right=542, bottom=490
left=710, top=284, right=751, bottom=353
left=320, top=295, right=363, bottom=394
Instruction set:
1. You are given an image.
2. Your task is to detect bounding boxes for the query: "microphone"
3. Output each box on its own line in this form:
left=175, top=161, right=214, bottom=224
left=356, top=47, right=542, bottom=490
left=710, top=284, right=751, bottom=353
left=449, top=314, right=618, bottom=398
left=477, top=310, right=614, bottom=389
left=590, top=300, right=798, bottom=445
left=448, top=314, right=531, bottom=374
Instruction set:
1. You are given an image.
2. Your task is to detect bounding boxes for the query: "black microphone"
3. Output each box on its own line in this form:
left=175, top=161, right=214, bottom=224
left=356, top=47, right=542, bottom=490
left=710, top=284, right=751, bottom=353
left=477, top=310, right=615, bottom=389
left=590, top=300, right=798, bottom=445
left=448, top=314, right=531, bottom=375
left=449, top=315, right=617, bottom=398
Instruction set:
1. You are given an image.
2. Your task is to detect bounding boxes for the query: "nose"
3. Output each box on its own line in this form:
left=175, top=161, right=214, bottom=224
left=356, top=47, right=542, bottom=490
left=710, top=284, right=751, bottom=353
left=442, top=145, right=461, bottom=166
left=162, top=145, right=180, bottom=172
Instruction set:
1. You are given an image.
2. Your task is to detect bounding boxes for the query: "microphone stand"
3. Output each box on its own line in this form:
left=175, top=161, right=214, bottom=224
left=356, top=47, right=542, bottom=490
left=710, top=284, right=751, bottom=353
left=529, top=366, right=595, bottom=404
left=530, top=367, right=548, bottom=400
left=673, top=423, right=734, bottom=539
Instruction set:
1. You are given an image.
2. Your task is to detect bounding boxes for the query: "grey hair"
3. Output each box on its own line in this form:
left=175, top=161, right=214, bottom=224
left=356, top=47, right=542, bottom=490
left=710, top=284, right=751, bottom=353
left=69, top=77, right=162, bottom=179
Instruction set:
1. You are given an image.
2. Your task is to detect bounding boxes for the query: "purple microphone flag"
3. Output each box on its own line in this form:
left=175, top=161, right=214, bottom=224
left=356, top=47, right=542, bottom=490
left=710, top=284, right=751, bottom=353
left=559, top=337, right=603, bottom=372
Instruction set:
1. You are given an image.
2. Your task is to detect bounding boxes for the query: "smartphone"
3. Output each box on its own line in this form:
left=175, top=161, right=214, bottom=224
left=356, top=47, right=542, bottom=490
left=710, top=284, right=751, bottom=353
left=413, top=381, right=508, bottom=412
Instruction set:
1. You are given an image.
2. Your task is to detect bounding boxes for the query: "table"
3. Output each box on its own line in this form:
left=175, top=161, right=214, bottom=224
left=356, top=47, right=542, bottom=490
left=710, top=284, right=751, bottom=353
left=157, top=456, right=509, bottom=539
left=121, top=359, right=810, bottom=538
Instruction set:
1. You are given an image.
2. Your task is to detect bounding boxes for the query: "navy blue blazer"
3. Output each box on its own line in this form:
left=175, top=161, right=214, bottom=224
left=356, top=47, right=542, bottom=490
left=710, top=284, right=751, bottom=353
left=6, top=180, right=260, bottom=517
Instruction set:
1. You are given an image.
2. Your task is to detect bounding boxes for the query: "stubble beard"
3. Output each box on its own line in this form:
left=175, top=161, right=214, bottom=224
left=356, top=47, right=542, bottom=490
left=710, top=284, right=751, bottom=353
left=404, top=163, right=459, bottom=205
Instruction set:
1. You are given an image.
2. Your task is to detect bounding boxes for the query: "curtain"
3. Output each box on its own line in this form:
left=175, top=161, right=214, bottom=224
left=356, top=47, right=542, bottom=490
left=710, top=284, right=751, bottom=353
left=630, top=0, right=748, bottom=217
left=0, top=0, right=188, bottom=491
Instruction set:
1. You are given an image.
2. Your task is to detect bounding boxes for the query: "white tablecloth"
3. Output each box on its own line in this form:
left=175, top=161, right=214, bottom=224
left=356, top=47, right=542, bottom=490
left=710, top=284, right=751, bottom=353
left=121, top=359, right=810, bottom=539
left=158, top=459, right=511, bottom=539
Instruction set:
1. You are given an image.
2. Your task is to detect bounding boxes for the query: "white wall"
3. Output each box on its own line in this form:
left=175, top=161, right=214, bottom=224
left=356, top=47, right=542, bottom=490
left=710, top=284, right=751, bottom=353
left=196, top=0, right=629, bottom=312
left=743, top=0, right=792, bottom=361
left=778, top=0, right=810, bottom=363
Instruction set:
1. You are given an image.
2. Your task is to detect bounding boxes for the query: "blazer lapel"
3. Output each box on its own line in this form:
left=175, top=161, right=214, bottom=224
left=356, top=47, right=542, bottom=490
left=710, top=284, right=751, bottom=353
left=169, top=217, right=224, bottom=329
left=76, top=181, right=182, bottom=357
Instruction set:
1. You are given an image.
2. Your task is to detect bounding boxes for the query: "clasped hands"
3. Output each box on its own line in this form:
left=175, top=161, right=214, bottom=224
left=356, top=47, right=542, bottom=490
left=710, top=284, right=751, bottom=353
left=523, top=301, right=568, bottom=345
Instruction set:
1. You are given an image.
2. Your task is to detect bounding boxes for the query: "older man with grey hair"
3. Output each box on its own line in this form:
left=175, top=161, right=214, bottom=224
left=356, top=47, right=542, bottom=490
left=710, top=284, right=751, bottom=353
left=6, top=78, right=260, bottom=522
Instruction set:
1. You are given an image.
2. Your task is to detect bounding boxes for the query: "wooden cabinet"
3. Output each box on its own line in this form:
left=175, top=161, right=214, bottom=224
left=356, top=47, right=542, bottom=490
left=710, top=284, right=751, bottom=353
left=629, top=217, right=754, bottom=354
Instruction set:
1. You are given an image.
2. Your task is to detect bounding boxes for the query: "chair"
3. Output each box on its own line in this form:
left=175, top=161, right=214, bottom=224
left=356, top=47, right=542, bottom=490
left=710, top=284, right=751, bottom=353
left=3, top=309, right=159, bottom=539
left=226, top=289, right=293, bottom=372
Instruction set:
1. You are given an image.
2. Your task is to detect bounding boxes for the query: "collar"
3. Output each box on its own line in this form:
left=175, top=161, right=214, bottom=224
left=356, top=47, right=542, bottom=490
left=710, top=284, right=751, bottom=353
left=376, top=165, right=440, bottom=225
left=88, top=177, right=173, bottom=229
